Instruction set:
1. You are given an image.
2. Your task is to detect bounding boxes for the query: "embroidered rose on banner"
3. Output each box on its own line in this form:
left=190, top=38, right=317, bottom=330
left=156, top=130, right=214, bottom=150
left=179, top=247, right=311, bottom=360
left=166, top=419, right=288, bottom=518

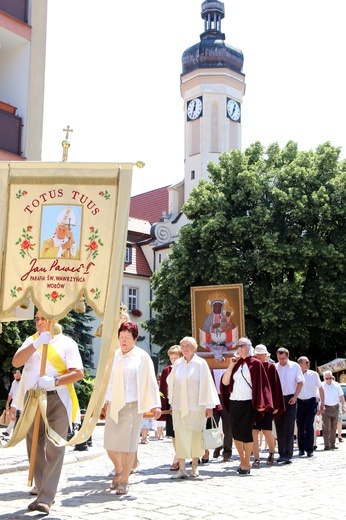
left=10, top=286, right=23, bottom=298
left=90, top=288, right=101, bottom=300
left=99, top=190, right=110, bottom=200
left=15, top=189, right=28, bottom=199
left=85, top=227, right=103, bottom=260
left=45, top=291, right=65, bottom=303
left=15, top=226, right=36, bottom=258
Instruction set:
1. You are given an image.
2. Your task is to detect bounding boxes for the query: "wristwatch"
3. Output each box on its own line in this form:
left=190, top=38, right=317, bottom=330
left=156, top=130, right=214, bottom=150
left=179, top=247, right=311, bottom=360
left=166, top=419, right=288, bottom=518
left=54, top=377, right=60, bottom=387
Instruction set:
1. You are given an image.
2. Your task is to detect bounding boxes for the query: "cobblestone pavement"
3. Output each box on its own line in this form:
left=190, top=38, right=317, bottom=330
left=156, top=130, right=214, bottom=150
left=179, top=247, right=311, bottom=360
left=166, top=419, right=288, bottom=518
left=0, top=424, right=344, bottom=520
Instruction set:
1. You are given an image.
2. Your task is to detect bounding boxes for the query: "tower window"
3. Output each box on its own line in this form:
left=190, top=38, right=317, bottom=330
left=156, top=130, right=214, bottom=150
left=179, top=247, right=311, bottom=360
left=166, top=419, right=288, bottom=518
left=191, top=170, right=195, bottom=180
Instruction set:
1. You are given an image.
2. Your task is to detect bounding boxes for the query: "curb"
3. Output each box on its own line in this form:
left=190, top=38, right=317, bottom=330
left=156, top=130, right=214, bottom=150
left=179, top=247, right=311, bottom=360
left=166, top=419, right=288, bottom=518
left=0, top=447, right=105, bottom=475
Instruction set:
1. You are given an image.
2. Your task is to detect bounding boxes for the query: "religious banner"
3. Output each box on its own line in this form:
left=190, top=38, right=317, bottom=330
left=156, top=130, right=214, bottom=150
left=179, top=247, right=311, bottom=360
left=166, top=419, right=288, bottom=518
left=0, top=162, right=134, bottom=321
left=317, top=358, right=346, bottom=376
left=191, top=284, right=245, bottom=369
left=0, top=160, right=138, bottom=451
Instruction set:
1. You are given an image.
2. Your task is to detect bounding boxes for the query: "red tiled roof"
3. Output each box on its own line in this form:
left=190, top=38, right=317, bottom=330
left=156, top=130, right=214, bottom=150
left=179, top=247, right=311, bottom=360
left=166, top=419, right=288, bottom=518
left=124, top=244, right=152, bottom=277
left=130, top=186, right=169, bottom=225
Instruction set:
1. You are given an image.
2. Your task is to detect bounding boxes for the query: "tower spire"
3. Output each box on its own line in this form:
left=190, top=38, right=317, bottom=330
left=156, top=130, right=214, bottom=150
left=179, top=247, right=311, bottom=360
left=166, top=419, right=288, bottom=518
left=200, top=1, right=225, bottom=41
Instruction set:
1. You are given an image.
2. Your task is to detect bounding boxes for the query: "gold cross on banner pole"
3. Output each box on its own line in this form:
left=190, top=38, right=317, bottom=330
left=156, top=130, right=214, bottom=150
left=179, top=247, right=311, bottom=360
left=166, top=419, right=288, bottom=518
left=61, top=125, right=73, bottom=162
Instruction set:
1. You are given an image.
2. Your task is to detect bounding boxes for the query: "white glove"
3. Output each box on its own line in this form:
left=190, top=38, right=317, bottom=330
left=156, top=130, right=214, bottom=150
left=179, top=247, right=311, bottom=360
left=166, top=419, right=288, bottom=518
left=37, top=375, right=55, bottom=390
left=33, top=331, right=51, bottom=349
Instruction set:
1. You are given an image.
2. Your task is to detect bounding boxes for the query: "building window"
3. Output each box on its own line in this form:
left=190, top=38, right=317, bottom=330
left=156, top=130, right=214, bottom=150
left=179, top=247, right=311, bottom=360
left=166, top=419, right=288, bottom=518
left=125, top=246, right=132, bottom=264
left=158, top=253, right=162, bottom=264
left=191, top=170, right=195, bottom=180
left=128, top=287, right=138, bottom=311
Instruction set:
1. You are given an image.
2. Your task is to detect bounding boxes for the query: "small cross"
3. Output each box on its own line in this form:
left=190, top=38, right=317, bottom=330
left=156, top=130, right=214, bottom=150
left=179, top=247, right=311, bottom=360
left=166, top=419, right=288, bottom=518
left=63, top=125, right=73, bottom=139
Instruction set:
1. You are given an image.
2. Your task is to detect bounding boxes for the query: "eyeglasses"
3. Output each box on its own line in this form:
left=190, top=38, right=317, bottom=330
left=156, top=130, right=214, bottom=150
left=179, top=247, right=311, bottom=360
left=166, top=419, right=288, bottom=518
left=237, top=344, right=247, bottom=348
left=34, top=317, right=46, bottom=323
left=324, top=377, right=332, bottom=380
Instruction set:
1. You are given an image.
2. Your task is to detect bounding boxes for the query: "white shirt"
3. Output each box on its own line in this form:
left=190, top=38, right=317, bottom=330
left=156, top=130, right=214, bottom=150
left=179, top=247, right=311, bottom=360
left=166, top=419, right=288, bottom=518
left=106, top=348, right=138, bottom=403
left=9, top=379, right=21, bottom=401
left=276, top=360, right=304, bottom=396
left=13, top=333, right=83, bottom=426
left=298, top=369, right=322, bottom=400
left=322, top=381, right=343, bottom=406
left=230, top=363, right=252, bottom=401
left=212, top=368, right=226, bottom=394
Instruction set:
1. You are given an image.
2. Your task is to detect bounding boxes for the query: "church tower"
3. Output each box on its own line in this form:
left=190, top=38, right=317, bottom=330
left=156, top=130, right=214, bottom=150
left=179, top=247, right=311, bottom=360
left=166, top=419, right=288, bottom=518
left=181, top=1, right=245, bottom=200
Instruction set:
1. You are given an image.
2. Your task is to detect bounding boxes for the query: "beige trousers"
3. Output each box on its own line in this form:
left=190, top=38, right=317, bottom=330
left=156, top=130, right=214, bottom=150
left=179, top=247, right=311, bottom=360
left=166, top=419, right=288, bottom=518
left=27, top=392, right=68, bottom=506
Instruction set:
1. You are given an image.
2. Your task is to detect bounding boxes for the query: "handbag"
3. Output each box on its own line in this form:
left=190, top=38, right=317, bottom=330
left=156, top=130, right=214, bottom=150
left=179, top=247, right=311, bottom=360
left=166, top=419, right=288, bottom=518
left=201, top=416, right=222, bottom=449
left=0, top=409, right=10, bottom=426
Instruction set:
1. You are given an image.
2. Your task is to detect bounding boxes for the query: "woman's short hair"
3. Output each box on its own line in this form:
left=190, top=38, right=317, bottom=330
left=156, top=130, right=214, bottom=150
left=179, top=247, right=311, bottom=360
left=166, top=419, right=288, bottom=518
left=118, top=321, right=138, bottom=339
left=180, top=336, right=198, bottom=351
left=167, top=345, right=182, bottom=357
left=237, top=337, right=253, bottom=356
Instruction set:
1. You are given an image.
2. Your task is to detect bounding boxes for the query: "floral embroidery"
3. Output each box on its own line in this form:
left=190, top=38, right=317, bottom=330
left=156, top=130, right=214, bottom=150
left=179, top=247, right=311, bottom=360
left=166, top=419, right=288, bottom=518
left=10, top=286, right=23, bottom=298
left=85, top=227, right=103, bottom=259
left=15, top=226, right=36, bottom=258
left=45, top=291, right=65, bottom=302
left=90, top=288, right=101, bottom=300
left=98, top=190, right=110, bottom=200
left=15, top=189, right=28, bottom=199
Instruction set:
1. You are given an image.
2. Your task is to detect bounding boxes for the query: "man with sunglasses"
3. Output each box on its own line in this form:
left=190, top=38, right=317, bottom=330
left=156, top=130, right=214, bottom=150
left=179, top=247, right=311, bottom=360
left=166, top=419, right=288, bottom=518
left=11, top=311, right=84, bottom=515
left=321, top=370, right=346, bottom=451
left=297, top=357, right=324, bottom=457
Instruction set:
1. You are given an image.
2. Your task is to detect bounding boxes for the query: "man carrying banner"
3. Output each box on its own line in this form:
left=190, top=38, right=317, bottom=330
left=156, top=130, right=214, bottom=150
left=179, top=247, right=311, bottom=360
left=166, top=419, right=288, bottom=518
left=11, top=311, right=84, bottom=515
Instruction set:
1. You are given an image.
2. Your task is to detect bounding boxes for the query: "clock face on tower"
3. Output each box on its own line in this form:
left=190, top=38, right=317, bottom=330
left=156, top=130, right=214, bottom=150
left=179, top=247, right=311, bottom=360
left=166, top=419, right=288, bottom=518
left=187, top=96, right=203, bottom=121
left=226, top=98, right=241, bottom=122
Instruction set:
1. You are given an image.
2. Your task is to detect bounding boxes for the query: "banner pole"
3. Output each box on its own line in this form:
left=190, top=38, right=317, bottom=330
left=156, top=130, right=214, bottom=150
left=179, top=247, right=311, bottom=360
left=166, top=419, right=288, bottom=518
left=27, top=320, right=51, bottom=487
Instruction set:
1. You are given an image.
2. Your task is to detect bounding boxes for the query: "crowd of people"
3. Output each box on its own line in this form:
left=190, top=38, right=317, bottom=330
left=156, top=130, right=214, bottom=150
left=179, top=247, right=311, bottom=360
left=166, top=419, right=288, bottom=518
left=3, top=313, right=346, bottom=515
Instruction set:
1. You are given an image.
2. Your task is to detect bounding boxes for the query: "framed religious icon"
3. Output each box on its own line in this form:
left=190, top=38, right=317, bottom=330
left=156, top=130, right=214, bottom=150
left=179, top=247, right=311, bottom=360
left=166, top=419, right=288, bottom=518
left=191, top=284, right=245, bottom=369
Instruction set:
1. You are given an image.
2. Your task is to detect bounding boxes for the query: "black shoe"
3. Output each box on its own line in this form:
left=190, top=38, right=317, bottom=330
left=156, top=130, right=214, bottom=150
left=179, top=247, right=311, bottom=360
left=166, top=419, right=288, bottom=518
left=238, top=467, right=250, bottom=475
left=324, top=447, right=330, bottom=451
left=338, top=437, right=343, bottom=443
left=213, top=447, right=222, bottom=458
left=2, top=431, right=9, bottom=437
left=307, top=452, right=313, bottom=457
left=313, top=445, right=317, bottom=451
left=284, top=459, right=292, bottom=464
left=331, top=445, right=338, bottom=450
left=298, top=450, right=305, bottom=456
left=277, top=456, right=286, bottom=463
left=201, top=457, right=209, bottom=464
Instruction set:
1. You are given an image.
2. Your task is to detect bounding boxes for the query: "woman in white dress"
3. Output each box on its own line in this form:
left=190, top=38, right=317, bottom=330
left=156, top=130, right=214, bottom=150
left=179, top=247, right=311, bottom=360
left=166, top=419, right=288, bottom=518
left=167, top=336, right=219, bottom=479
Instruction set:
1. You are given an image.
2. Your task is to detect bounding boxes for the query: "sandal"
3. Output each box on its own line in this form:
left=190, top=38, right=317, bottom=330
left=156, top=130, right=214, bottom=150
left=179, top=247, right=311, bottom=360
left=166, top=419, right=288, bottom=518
left=190, top=466, right=199, bottom=477
left=252, top=459, right=260, bottom=467
left=116, top=482, right=129, bottom=495
left=110, top=472, right=122, bottom=490
left=171, top=469, right=188, bottom=479
left=170, top=462, right=179, bottom=471
left=266, top=452, right=275, bottom=466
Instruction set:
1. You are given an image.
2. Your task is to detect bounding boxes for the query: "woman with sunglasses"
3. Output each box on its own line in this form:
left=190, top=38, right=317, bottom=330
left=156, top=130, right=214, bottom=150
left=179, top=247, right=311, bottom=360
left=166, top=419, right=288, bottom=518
left=221, top=337, right=273, bottom=475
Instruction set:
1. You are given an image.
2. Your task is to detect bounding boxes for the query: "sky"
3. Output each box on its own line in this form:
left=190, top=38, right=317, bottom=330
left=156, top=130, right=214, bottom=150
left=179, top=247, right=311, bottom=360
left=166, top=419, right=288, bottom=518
left=41, top=0, right=346, bottom=196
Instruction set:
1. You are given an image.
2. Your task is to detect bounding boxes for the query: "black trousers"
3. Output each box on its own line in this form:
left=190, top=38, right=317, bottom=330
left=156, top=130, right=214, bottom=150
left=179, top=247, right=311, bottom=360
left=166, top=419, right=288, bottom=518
left=213, top=400, right=233, bottom=456
left=296, top=397, right=317, bottom=453
left=274, top=394, right=297, bottom=459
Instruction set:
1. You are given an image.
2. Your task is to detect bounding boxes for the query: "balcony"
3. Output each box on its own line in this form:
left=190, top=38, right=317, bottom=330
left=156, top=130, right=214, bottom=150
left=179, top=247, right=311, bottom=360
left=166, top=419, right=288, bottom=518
left=0, top=108, right=22, bottom=156
left=0, top=0, right=28, bottom=23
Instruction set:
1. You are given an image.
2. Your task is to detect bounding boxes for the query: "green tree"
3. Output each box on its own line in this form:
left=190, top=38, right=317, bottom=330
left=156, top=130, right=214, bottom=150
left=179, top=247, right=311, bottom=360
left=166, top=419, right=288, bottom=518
left=145, top=141, right=346, bottom=365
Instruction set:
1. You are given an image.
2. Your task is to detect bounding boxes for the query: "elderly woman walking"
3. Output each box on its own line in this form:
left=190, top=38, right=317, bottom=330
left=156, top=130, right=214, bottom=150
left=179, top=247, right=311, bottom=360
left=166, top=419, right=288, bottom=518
left=104, top=321, right=161, bottom=495
left=167, top=336, right=219, bottom=479
left=221, top=338, right=273, bottom=475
